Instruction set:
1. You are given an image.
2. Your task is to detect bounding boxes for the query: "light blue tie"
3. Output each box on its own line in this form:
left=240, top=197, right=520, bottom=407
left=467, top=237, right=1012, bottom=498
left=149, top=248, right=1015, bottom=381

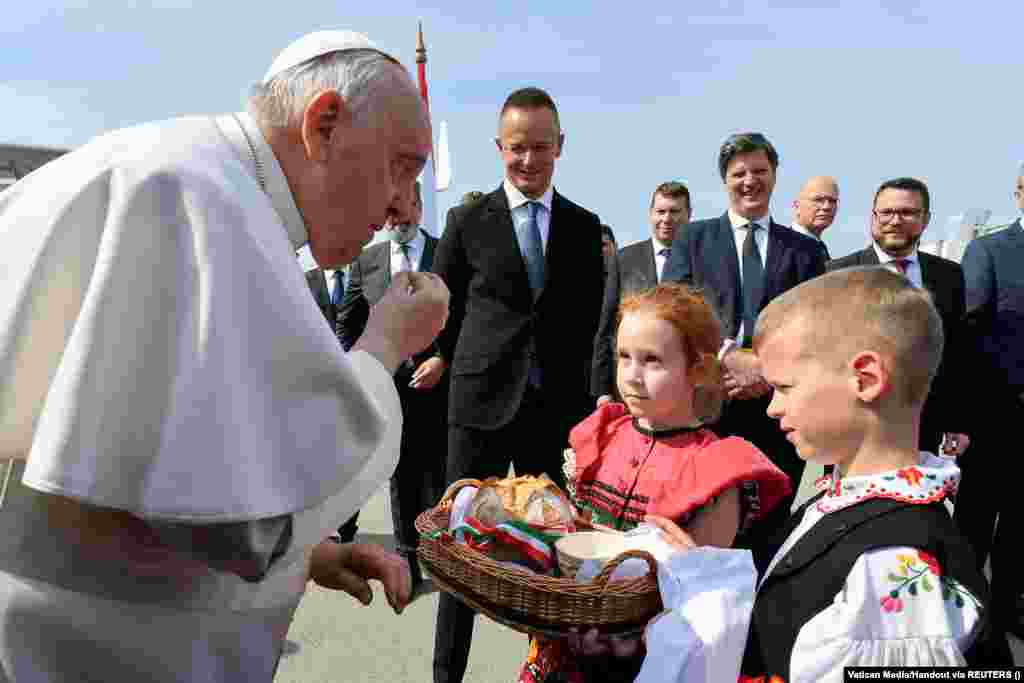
left=523, top=201, right=545, bottom=298
left=330, top=270, right=345, bottom=306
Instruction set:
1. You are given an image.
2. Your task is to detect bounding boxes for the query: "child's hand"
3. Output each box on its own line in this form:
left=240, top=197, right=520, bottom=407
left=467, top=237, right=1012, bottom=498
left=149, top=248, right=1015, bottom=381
left=644, top=515, right=696, bottom=551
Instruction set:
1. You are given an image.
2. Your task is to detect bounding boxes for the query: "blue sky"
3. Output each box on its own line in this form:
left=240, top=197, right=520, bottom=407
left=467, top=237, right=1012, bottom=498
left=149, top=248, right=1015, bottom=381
left=2, top=1, right=1021, bottom=258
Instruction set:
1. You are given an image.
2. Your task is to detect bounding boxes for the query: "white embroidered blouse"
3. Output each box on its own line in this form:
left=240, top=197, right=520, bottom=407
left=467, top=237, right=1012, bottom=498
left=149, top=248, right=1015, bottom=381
left=759, top=454, right=980, bottom=683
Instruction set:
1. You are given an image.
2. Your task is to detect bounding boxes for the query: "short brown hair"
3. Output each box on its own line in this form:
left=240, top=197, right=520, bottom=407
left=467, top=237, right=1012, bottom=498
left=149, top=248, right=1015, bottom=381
left=873, top=177, right=931, bottom=215
left=500, top=87, right=560, bottom=130
left=753, top=267, right=944, bottom=407
left=718, top=132, right=779, bottom=181
left=619, top=283, right=725, bottom=422
left=650, top=181, right=691, bottom=210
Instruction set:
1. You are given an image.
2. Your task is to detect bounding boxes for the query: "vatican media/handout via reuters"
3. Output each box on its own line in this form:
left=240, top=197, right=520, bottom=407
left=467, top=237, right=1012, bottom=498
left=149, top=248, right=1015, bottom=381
left=845, top=667, right=1024, bottom=680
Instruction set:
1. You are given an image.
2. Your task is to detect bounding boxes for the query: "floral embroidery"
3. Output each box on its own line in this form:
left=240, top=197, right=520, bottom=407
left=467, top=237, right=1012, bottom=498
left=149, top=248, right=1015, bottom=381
left=814, top=453, right=959, bottom=514
left=881, top=552, right=980, bottom=612
left=897, top=467, right=924, bottom=487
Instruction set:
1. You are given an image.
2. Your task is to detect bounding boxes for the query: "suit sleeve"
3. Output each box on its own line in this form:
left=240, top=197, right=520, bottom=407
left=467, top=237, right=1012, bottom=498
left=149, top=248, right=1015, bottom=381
left=432, top=207, right=469, bottom=364
left=661, top=226, right=693, bottom=284
left=335, top=257, right=370, bottom=352
left=961, top=240, right=995, bottom=319
left=591, top=250, right=619, bottom=398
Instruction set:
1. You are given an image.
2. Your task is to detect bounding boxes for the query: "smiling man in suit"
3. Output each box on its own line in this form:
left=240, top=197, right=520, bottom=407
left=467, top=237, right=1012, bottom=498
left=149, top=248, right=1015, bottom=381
left=335, top=181, right=448, bottom=591
left=430, top=87, right=612, bottom=683
left=662, top=132, right=826, bottom=544
left=619, top=181, right=691, bottom=294
left=827, top=177, right=971, bottom=458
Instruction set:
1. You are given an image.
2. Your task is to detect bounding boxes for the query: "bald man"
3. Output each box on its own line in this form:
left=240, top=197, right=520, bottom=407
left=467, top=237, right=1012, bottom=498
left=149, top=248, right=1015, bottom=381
left=791, top=176, right=839, bottom=259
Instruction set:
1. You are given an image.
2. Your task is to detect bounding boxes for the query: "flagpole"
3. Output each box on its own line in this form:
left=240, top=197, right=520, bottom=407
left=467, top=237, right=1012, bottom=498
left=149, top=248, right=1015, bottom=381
left=416, top=22, right=440, bottom=236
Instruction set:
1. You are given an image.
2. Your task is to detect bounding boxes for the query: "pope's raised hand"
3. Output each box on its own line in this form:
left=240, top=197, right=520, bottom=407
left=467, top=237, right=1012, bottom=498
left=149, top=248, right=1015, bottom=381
left=355, top=272, right=449, bottom=373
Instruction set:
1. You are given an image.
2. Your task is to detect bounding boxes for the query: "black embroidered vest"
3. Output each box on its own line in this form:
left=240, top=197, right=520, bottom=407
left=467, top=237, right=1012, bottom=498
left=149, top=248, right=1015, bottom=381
left=741, top=494, right=1012, bottom=681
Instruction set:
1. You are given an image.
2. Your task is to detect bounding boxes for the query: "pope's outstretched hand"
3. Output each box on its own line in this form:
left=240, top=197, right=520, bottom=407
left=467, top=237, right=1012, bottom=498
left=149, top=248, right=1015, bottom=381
left=352, top=271, right=449, bottom=373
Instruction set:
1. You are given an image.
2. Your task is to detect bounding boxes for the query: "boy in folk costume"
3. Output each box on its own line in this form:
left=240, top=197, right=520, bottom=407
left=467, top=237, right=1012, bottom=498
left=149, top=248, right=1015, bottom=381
left=741, top=267, right=1012, bottom=682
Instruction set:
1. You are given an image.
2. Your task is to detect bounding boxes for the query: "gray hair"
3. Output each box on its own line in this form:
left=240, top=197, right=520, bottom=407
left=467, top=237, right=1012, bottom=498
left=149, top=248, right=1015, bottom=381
left=247, top=48, right=409, bottom=130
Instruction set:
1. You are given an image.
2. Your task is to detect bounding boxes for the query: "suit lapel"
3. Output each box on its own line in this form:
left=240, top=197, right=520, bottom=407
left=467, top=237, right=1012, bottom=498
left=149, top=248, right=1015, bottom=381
left=718, top=213, right=741, bottom=293
left=645, top=241, right=658, bottom=284
left=857, top=246, right=880, bottom=266
left=539, top=192, right=574, bottom=303
left=484, top=188, right=532, bottom=299
left=762, top=221, right=786, bottom=302
left=421, top=231, right=437, bottom=271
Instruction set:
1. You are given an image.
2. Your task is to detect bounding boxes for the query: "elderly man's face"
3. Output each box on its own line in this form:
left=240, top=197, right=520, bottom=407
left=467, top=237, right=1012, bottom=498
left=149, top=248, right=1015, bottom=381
left=304, top=76, right=431, bottom=268
left=793, top=178, right=840, bottom=236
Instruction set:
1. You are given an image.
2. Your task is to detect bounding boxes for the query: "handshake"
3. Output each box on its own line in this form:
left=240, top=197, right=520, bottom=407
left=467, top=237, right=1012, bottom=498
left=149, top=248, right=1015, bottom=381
left=351, top=271, right=451, bottom=374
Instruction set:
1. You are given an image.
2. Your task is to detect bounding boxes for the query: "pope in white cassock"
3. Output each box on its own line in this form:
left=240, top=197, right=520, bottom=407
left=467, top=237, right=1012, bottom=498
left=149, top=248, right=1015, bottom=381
left=0, top=30, right=448, bottom=682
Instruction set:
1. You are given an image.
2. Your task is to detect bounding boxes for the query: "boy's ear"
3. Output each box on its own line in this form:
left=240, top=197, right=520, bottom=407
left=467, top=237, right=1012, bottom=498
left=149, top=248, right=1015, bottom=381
left=850, top=351, right=888, bottom=403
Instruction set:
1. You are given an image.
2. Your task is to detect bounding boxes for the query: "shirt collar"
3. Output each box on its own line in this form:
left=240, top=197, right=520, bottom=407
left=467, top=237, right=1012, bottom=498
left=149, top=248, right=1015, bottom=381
left=392, top=228, right=425, bottom=254
left=504, top=178, right=554, bottom=214
left=872, top=241, right=919, bottom=266
left=728, top=209, right=772, bottom=232
left=790, top=223, right=822, bottom=242
left=651, top=236, right=673, bottom=252
left=218, top=112, right=308, bottom=252
left=812, top=452, right=960, bottom=514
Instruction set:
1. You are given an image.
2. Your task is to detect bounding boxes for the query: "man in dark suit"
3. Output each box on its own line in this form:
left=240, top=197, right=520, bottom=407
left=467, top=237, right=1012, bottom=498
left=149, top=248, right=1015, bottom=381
left=789, top=176, right=839, bottom=261
left=662, top=132, right=826, bottom=545
left=619, top=181, right=691, bottom=294
left=827, top=177, right=971, bottom=457
left=335, top=181, right=448, bottom=589
left=954, top=170, right=1024, bottom=639
left=430, top=87, right=614, bottom=683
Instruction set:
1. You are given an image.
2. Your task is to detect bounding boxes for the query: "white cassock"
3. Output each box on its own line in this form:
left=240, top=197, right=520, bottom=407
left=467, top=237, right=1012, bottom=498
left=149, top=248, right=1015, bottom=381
left=0, top=112, right=402, bottom=682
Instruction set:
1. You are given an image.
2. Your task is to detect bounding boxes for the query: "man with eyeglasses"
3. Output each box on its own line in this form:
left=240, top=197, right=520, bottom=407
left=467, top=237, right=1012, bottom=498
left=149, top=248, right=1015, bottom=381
left=790, top=176, right=839, bottom=260
left=827, top=177, right=972, bottom=458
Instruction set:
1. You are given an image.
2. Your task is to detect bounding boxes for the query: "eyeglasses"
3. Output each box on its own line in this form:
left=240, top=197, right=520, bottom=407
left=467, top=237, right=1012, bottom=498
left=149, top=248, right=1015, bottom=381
left=873, top=208, right=925, bottom=223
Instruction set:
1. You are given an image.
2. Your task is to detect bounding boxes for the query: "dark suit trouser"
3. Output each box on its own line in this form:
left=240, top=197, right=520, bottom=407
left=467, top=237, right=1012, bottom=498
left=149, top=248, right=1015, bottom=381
left=716, top=394, right=805, bottom=550
left=955, top=395, right=1023, bottom=630
left=433, top=387, right=571, bottom=683
left=390, top=372, right=448, bottom=569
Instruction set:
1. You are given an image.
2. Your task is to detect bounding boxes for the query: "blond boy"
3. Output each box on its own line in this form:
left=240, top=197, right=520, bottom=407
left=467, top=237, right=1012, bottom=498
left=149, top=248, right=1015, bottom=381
left=740, top=267, right=1010, bottom=682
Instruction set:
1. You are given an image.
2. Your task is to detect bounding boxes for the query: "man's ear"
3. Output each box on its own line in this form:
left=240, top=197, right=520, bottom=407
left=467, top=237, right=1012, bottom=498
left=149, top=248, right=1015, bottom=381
left=554, top=132, right=565, bottom=158
left=494, top=137, right=503, bottom=153
left=300, top=90, right=352, bottom=162
left=851, top=351, right=888, bottom=403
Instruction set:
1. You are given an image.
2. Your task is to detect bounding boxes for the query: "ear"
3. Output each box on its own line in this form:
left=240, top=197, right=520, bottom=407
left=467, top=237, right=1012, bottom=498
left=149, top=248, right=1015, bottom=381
left=921, top=211, right=931, bottom=230
left=494, top=137, right=503, bottom=153
left=850, top=351, right=888, bottom=403
left=300, top=90, right=351, bottom=162
left=554, top=132, right=565, bottom=158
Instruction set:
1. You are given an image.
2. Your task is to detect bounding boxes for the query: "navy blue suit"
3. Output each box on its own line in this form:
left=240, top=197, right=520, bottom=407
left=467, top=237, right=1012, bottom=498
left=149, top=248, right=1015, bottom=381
left=955, top=219, right=1024, bottom=635
left=662, top=214, right=826, bottom=543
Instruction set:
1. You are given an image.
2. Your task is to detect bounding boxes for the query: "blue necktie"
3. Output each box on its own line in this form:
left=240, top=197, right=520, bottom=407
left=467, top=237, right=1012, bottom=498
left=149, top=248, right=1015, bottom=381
left=741, top=223, right=764, bottom=348
left=523, top=201, right=545, bottom=298
left=330, top=270, right=345, bottom=306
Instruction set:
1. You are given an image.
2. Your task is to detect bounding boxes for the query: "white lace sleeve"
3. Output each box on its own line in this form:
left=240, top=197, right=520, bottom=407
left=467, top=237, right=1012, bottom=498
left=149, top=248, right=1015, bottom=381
left=789, top=546, right=981, bottom=683
left=562, top=448, right=577, bottom=501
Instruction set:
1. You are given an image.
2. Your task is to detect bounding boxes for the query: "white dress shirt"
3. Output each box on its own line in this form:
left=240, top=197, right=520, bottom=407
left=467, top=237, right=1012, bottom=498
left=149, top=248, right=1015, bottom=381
left=504, top=178, right=553, bottom=257
left=389, top=228, right=426, bottom=275
left=728, top=209, right=772, bottom=344
left=872, top=242, right=923, bottom=289
left=652, top=237, right=673, bottom=282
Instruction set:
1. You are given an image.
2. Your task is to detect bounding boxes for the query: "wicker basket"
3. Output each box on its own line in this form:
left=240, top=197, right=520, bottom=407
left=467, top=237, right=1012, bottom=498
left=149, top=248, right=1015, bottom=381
left=416, top=479, right=662, bottom=637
